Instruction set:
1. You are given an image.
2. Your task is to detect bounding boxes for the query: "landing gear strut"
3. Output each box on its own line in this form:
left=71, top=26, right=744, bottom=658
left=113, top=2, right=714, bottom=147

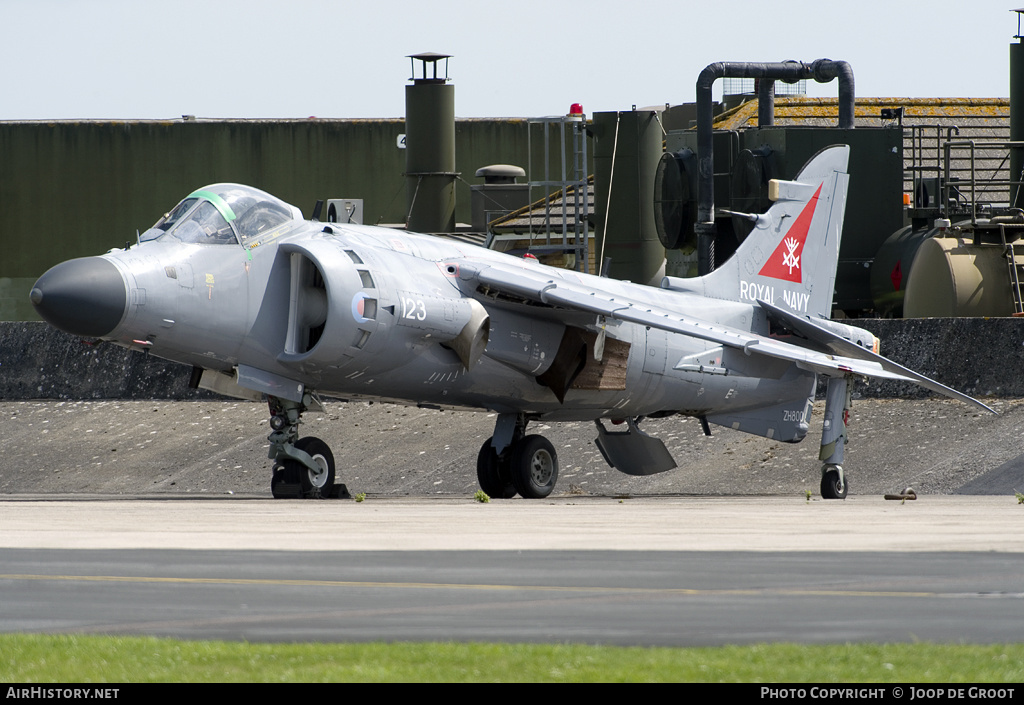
left=476, top=413, right=559, bottom=499
left=818, top=376, right=852, bottom=500
left=267, top=394, right=343, bottom=499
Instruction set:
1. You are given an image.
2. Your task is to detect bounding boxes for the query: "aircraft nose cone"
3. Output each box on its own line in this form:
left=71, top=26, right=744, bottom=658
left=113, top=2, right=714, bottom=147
left=30, top=257, right=127, bottom=338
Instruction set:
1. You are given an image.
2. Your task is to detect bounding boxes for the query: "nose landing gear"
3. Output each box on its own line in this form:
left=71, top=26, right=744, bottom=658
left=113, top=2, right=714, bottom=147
left=267, top=394, right=345, bottom=499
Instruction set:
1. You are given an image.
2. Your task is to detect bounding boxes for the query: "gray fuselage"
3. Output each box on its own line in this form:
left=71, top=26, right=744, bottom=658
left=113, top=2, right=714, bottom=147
left=85, top=218, right=813, bottom=435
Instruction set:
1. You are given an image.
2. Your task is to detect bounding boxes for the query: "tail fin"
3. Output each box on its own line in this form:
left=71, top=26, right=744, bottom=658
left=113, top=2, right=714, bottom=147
left=665, top=144, right=850, bottom=319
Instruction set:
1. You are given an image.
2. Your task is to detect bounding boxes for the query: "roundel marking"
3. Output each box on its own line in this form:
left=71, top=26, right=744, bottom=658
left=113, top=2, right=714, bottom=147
left=351, top=291, right=371, bottom=323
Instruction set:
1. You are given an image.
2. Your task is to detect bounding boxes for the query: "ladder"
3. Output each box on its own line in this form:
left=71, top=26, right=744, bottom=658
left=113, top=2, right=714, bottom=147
left=1000, top=224, right=1024, bottom=315
left=526, top=114, right=590, bottom=273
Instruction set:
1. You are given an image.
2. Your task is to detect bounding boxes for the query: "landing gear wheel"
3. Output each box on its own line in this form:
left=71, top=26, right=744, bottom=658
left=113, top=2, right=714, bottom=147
left=476, top=440, right=517, bottom=498
left=295, top=436, right=335, bottom=499
left=271, top=463, right=301, bottom=499
left=510, top=434, right=558, bottom=499
left=820, top=466, right=848, bottom=500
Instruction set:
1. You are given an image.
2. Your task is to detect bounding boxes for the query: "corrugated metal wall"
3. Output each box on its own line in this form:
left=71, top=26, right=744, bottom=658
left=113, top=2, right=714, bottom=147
left=1, top=118, right=558, bottom=320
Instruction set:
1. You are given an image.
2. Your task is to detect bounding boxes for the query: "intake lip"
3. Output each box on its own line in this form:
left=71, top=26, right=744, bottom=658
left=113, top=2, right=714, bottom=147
left=30, top=257, right=128, bottom=338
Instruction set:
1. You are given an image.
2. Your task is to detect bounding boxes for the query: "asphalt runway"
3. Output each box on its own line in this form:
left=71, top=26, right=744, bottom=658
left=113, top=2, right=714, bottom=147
left=1, top=496, right=1022, bottom=645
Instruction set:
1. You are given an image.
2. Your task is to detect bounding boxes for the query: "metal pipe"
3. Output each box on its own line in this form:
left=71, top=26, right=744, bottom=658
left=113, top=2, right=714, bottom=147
left=757, top=80, right=775, bottom=126
left=1011, top=36, right=1024, bottom=208
left=694, top=59, right=855, bottom=273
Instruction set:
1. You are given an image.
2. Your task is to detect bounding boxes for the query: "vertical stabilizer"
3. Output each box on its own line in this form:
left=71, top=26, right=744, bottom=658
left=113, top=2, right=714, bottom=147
left=666, top=144, right=850, bottom=319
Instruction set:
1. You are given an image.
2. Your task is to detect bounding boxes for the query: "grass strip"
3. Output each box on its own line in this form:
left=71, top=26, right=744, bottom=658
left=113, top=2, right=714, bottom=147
left=1, top=635, right=1022, bottom=682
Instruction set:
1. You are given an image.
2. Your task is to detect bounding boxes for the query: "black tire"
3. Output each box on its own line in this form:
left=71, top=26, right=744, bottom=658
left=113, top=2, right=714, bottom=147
left=270, top=463, right=301, bottom=499
left=509, top=434, right=558, bottom=499
left=295, top=436, right=335, bottom=499
left=820, top=468, right=848, bottom=500
left=476, top=440, right=517, bottom=498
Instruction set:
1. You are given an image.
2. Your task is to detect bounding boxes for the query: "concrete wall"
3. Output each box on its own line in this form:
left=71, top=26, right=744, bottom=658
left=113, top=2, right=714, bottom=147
left=3, top=319, right=1021, bottom=401
left=856, top=318, right=1024, bottom=399
left=0, top=322, right=213, bottom=400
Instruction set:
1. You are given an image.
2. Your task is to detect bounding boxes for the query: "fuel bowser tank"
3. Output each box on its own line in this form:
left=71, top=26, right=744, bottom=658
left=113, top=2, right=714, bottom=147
left=902, top=234, right=1015, bottom=317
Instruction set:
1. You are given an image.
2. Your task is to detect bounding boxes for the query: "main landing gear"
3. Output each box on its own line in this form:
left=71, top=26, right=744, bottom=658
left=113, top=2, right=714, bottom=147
left=267, top=394, right=346, bottom=499
left=476, top=413, right=559, bottom=499
left=818, top=376, right=852, bottom=500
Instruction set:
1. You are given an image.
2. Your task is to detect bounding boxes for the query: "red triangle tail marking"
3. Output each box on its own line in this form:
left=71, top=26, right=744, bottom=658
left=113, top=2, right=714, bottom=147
left=757, top=184, right=823, bottom=283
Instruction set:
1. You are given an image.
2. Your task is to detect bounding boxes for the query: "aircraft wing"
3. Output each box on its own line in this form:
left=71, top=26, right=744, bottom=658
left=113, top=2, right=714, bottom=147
left=468, top=263, right=994, bottom=413
left=756, top=298, right=995, bottom=413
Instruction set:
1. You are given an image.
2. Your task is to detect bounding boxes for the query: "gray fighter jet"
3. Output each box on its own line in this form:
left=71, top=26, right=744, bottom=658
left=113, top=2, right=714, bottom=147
left=30, top=145, right=992, bottom=499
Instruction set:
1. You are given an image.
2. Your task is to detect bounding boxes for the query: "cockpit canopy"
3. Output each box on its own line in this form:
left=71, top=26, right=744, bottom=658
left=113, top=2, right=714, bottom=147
left=140, top=184, right=303, bottom=246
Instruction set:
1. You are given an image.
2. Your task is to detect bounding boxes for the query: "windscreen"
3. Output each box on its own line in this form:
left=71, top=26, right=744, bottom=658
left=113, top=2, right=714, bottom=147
left=139, top=184, right=301, bottom=246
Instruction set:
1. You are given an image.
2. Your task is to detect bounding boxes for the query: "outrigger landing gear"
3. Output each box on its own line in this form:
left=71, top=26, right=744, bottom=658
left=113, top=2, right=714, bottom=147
left=476, top=413, right=559, bottom=499
left=818, top=376, right=852, bottom=500
left=267, top=393, right=344, bottom=499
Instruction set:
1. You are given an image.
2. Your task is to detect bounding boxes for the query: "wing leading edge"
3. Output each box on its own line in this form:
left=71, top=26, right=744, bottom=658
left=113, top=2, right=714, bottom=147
left=467, top=262, right=994, bottom=413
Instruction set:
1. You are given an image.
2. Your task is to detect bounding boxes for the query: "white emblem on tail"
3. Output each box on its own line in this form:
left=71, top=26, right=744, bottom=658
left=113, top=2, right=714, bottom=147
left=782, top=237, right=801, bottom=275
